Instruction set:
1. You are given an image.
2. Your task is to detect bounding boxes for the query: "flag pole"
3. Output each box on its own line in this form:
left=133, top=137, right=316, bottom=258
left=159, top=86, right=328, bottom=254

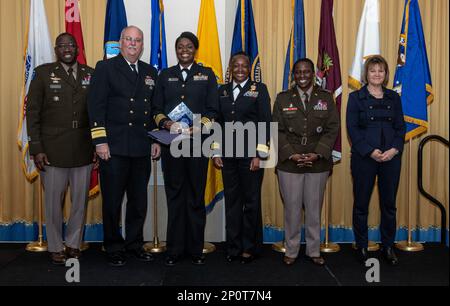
left=320, top=177, right=340, bottom=252
left=144, top=160, right=166, bottom=253
left=272, top=241, right=286, bottom=253
left=396, top=138, right=423, bottom=251
left=203, top=242, right=216, bottom=254
left=26, top=176, right=47, bottom=252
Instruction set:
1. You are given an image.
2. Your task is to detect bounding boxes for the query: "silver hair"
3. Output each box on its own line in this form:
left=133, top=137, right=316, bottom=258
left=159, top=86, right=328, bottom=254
left=120, top=25, right=144, bottom=40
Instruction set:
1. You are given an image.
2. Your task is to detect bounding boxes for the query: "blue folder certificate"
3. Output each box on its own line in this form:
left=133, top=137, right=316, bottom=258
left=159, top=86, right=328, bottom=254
left=168, top=102, right=193, bottom=127
left=148, top=129, right=189, bottom=145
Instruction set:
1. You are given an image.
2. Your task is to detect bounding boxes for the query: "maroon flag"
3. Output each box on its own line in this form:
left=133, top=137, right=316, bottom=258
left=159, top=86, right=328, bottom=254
left=316, top=0, right=342, bottom=162
left=65, top=0, right=86, bottom=64
left=65, top=0, right=99, bottom=197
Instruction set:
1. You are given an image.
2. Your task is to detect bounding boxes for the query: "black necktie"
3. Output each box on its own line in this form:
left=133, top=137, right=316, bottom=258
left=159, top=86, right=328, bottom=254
left=302, top=92, right=309, bottom=110
left=130, top=64, right=138, bottom=77
left=233, top=84, right=242, bottom=100
left=67, top=67, right=76, bottom=86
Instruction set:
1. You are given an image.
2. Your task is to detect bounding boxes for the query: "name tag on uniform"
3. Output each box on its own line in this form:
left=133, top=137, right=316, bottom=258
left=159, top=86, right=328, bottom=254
left=283, top=107, right=298, bottom=112
left=50, top=84, right=62, bottom=89
left=243, top=91, right=259, bottom=98
left=168, top=77, right=179, bottom=82
left=313, top=100, right=328, bottom=111
left=193, top=74, right=208, bottom=81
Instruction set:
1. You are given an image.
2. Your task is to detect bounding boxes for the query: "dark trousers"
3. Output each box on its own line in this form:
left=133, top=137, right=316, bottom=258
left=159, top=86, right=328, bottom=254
left=99, top=155, right=151, bottom=254
left=351, top=153, right=401, bottom=248
left=222, top=157, right=264, bottom=257
left=161, top=146, right=208, bottom=257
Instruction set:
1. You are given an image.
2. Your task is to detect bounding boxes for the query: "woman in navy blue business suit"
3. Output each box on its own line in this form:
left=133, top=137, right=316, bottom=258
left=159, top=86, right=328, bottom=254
left=346, top=55, right=405, bottom=266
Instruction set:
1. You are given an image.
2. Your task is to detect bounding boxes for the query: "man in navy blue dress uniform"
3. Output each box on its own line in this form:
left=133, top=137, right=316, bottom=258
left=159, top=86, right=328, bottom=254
left=88, top=26, right=160, bottom=267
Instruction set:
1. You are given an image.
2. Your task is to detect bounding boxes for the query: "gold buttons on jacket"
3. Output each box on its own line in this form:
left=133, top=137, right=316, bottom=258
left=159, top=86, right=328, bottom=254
left=181, top=95, right=185, bottom=99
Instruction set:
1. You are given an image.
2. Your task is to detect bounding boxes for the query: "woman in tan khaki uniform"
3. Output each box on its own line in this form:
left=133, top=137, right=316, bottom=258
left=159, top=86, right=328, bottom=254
left=272, top=58, right=339, bottom=266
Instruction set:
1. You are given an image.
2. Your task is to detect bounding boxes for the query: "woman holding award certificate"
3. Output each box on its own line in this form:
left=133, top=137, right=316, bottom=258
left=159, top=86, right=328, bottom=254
left=152, top=32, right=219, bottom=267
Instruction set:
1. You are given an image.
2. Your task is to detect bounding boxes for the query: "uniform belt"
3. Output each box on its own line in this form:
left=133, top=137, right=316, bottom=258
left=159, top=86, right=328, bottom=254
left=301, top=136, right=307, bottom=145
left=72, top=121, right=87, bottom=129
left=369, top=116, right=393, bottom=122
left=369, top=105, right=392, bottom=110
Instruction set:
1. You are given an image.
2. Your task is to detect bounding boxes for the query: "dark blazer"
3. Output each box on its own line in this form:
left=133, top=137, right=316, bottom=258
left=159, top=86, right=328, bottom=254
left=152, top=62, right=219, bottom=129
left=273, top=85, right=340, bottom=173
left=27, top=62, right=94, bottom=168
left=217, top=80, right=271, bottom=158
left=346, top=85, right=405, bottom=157
left=87, top=54, right=158, bottom=157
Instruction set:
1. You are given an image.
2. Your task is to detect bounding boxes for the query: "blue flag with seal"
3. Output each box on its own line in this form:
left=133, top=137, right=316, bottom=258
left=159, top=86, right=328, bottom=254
left=104, top=0, right=128, bottom=59
left=150, top=0, right=168, bottom=72
left=393, top=0, right=433, bottom=141
left=282, top=0, right=306, bottom=90
left=226, top=0, right=261, bottom=82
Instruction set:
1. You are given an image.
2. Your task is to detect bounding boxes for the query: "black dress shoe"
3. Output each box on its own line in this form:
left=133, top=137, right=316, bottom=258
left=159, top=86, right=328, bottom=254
left=306, top=256, right=326, bottom=266
left=131, top=249, right=154, bottom=262
left=240, top=254, right=256, bottom=264
left=191, top=255, right=206, bottom=265
left=356, top=247, right=368, bottom=264
left=65, top=246, right=81, bottom=259
left=226, top=255, right=239, bottom=263
left=165, top=255, right=178, bottom=267
left=382, top=246, right=399, bottom=266
left=50, top=251, right=66, bottom=265
left=108, top=252, right=126, bottom=267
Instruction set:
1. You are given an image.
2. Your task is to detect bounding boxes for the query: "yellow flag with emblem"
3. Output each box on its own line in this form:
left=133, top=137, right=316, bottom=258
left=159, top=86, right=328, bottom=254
left=195, top=0, right=224, bottom=213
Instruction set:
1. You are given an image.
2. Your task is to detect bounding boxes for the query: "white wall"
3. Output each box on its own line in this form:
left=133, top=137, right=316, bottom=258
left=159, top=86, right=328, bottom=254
left=121, top=0, right=239, bottom=242
left=124, top=0, right=237, bottom=79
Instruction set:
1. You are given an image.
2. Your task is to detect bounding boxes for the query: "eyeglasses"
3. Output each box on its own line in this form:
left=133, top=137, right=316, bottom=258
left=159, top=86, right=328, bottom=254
left=56, top=43, right=76, bottom=49
left=121, top=36, right=143, bottom=44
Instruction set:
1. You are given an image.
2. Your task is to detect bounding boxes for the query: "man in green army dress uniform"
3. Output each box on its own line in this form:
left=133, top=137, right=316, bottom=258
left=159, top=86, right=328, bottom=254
left=27, top=33, right=95, bottom=265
